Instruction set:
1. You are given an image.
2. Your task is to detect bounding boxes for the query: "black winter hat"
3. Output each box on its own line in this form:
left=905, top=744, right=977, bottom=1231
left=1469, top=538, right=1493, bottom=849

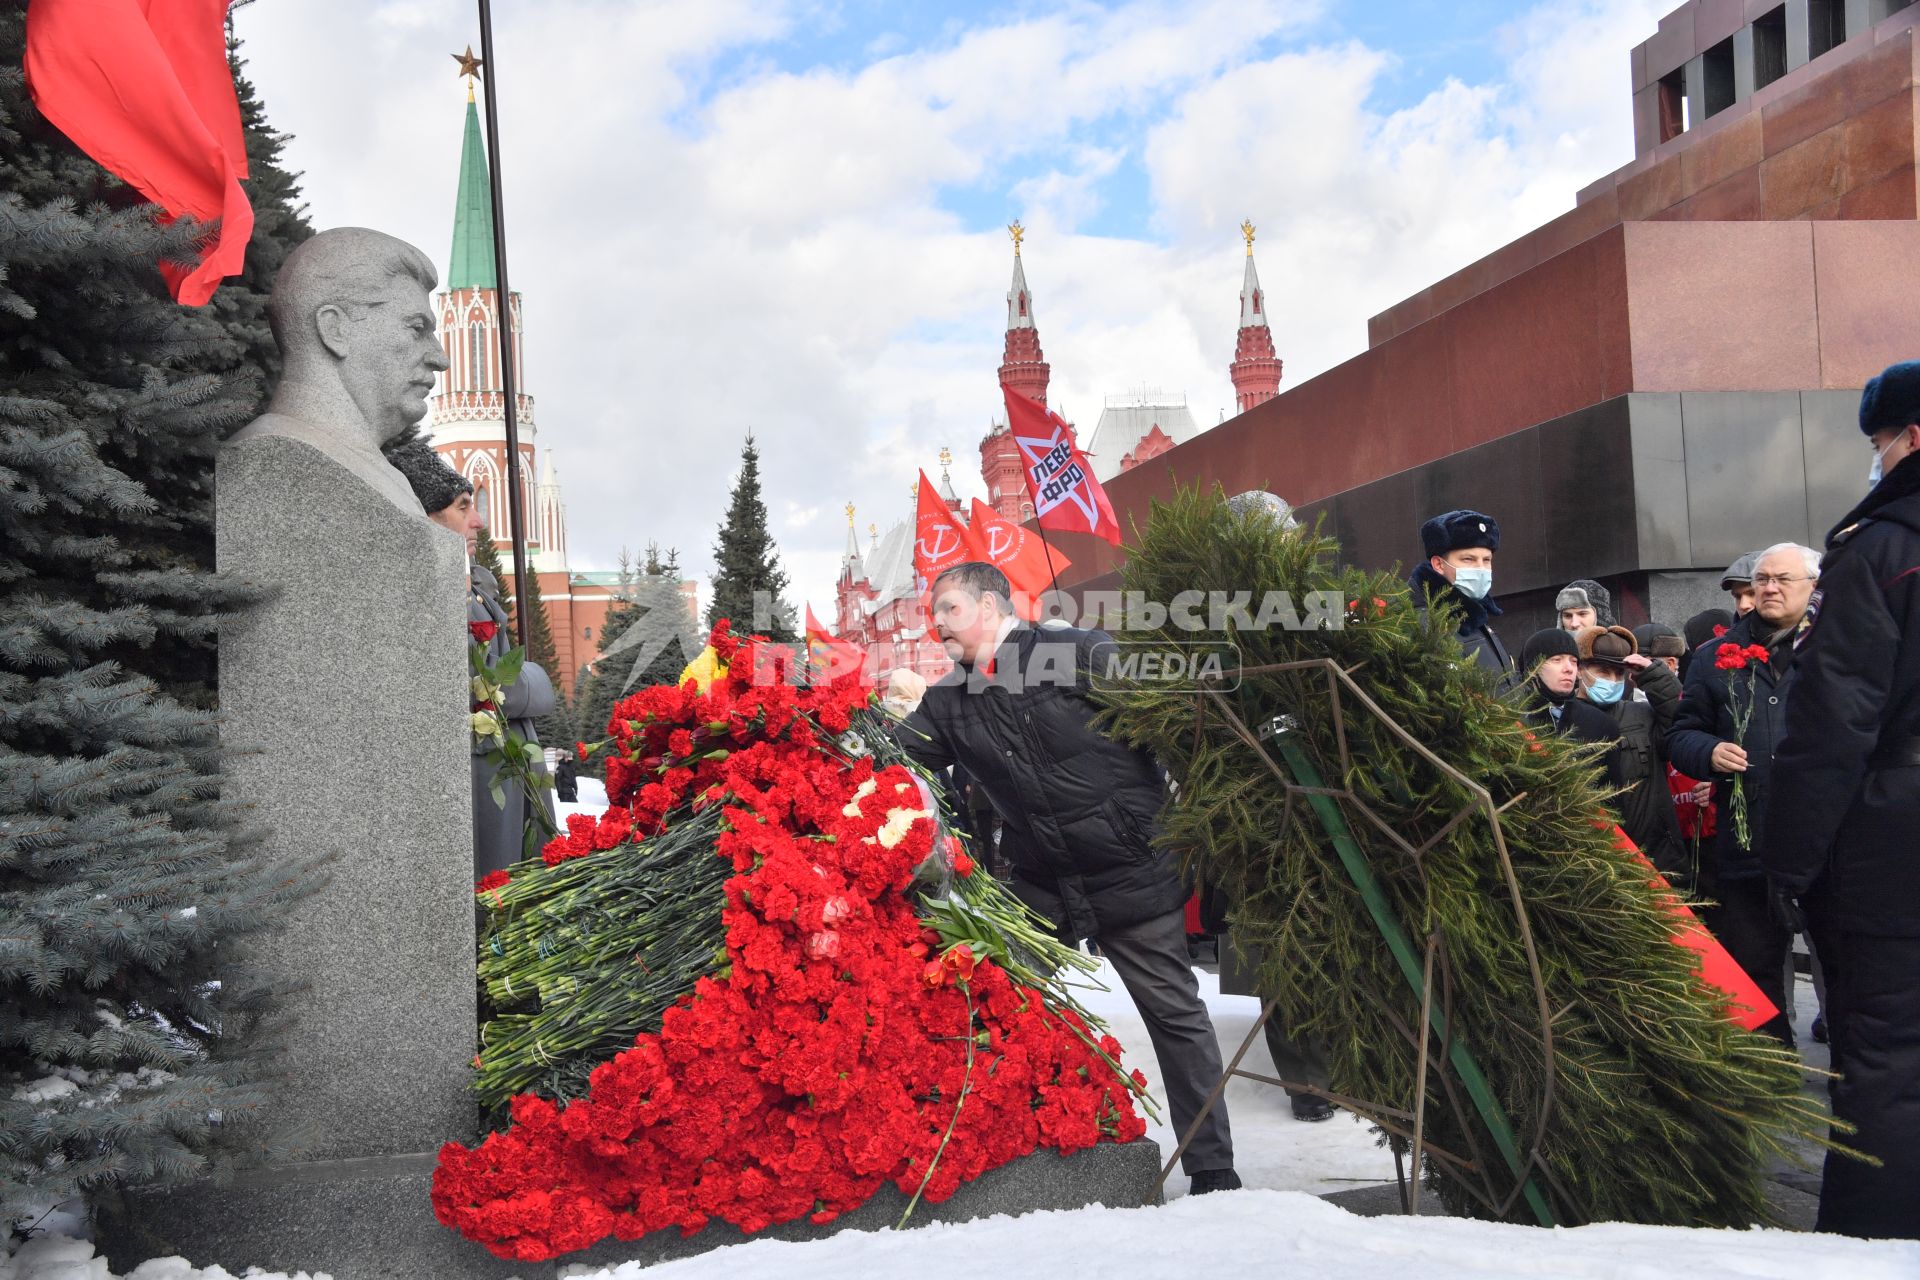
left=1521, top=627, right=1580, bottom=671
left=1859, top=360, right=1920, bottom=435
left=1419, top=509, right=1500, bottom=559
left=386, top=434, right=473, bottom=514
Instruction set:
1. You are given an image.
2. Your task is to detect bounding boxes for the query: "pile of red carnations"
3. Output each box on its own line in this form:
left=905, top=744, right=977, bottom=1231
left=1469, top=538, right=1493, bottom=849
left=433, top=623, right=1147, bottom=1263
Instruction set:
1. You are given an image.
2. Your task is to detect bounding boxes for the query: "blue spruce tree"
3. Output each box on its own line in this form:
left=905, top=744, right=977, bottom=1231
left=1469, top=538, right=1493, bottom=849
left=0, top=17, right=324, bottom=1228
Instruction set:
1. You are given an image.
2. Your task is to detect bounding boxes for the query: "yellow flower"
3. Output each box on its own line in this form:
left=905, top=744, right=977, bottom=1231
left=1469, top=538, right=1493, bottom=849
left=680, top=645, right=729, bottom=693
left=470, top=710, right=502, bottom=739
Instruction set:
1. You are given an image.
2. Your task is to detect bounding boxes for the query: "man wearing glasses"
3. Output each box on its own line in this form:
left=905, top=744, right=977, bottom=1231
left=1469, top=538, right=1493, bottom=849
left=1668, top=542, right=1822, bottom=1045
left=1763, top=360, right=1920, bottom=1239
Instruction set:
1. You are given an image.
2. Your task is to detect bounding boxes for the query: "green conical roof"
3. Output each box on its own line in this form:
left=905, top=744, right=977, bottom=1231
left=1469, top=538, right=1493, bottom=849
left=448, top=94, right=497, bottom=290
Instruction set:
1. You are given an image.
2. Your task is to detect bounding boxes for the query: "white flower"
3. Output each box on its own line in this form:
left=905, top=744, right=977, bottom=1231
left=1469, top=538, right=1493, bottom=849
left=842, top=777, right=878, bottom=817
left=875, top=806, right=932, bottom=849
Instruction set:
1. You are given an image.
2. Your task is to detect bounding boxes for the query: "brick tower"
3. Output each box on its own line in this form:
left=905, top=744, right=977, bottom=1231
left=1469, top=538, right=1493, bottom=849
left=1229, top=220, right=1283, bottom=414
left=982, top=221, right=1046, bottom=521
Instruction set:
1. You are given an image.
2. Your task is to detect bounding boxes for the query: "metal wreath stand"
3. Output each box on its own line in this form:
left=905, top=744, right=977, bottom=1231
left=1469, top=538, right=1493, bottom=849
left=1146, top=657, right=1567, bottom=1227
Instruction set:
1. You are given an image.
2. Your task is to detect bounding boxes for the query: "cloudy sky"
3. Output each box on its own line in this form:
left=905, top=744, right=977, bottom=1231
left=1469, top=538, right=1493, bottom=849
left=232, top=0, right=1668, bottom=618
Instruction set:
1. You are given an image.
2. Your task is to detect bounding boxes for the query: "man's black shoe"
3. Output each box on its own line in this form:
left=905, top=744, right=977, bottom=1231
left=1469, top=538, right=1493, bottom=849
left=1188, top=1168, right=1242, bottom=1195
left=1291, top=1095, right=1336, bottom=1122
left=1811, top=1014, right=1828, bottom=1044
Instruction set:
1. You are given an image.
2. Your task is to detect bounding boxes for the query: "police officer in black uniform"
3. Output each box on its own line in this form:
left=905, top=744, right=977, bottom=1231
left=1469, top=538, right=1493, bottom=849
left=1763, top=360, right=1920, bottom=1240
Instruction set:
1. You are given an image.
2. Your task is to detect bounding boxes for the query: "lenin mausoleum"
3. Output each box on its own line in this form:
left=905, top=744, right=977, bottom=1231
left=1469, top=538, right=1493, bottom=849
left=1047, top=0, right=1920, bottom=636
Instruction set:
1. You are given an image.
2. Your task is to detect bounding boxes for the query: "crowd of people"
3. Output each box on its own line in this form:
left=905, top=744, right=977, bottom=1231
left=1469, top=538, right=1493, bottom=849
left=1409, top=360, right=1920, bottom=1240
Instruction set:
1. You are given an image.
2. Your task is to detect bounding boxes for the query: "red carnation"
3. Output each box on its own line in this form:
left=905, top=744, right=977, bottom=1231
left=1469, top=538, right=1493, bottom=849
left=1714, top=643, right=1750, bottom=672
left=475, top=870, right=509, bottom=896
left=469, top=619, right=499, bottom=644
left=952, top=850, right=976, bottom=878
left=1744, top=644, right=1770, bottom=664
left=1712, top=623, right=1729, bottom=638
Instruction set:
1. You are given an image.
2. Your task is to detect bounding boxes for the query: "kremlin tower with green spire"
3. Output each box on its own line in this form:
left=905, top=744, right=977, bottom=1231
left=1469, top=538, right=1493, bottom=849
left=426, top=75, right=621, bottom=680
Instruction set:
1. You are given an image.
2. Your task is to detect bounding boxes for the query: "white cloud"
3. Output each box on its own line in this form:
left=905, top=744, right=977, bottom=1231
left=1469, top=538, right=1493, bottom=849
left=232, top=0, right=1664, bottom=639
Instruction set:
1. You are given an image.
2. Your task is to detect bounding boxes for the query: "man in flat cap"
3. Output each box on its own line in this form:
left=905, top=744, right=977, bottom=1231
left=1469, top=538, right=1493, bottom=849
left=1763, top=359, right=1920, bottom=1238
left=1721, top=552, right=1760, bottom=619
left=1410, top=509, right=1512, bottom=685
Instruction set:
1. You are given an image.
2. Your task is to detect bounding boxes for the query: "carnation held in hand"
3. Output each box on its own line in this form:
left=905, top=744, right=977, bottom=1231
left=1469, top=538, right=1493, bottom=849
left=434, top=622, right=1149, bottom=1263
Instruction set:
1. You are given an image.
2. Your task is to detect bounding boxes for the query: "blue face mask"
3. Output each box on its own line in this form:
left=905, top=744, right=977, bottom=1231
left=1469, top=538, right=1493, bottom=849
left=1452, top=566, right=1493, bottom=599
left=1585, top=676, right=1625, bottom=705
left=1869, top=437, right=1901, bottom=489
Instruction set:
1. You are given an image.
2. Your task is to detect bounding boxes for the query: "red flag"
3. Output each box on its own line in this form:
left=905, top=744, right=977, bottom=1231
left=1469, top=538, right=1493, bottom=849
left=967, top=498, right=1064, bottom=620
left=25, top=0, right=254, bottom=305
left=1606, top=825, right=1777, bottom=1031
left=912, top=469, right=976, bottom=607
left=804, top=605, right=870, bottom=686
left=1003, top=388, right=1122, bottom=546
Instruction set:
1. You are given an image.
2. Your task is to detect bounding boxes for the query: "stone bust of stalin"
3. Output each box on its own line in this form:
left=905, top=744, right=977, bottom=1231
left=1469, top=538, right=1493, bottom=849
left=229, top=227, right=450, bottom=513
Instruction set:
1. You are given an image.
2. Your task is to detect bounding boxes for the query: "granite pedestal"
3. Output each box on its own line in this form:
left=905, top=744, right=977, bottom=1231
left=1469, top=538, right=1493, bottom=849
left=100, top=429, right=480, bottom=1278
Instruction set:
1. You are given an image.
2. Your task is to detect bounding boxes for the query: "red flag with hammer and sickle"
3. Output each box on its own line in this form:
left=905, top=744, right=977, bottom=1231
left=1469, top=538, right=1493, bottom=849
left=967, top=498, right=1065, bottom=620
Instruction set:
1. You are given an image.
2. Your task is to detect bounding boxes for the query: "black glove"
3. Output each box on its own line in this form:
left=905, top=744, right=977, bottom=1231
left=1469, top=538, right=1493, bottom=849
left=1766, top=878, right=1808, bottom=935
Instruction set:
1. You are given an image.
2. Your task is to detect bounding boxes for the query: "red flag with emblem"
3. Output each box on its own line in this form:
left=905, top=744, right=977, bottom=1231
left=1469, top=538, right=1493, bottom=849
left=804, top=605, right=870, bottom=686
left=24, top=0, right=254, bottom=306
left=967, top=498, right=1065, bottom=620
left=1003, top=388, right=1122, bottom=546
left=912, top=470, right=976, bottom=608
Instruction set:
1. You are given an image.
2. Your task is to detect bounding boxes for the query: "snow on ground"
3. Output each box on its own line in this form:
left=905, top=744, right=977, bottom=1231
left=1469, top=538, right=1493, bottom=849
left=1074, top=958, right=1396, bottom=1199
left=554, top=775, right=608, bottom=826
left=563, top=1190, right=1920, bottom=1280
left=7, top=788, right=1895, bottom=1280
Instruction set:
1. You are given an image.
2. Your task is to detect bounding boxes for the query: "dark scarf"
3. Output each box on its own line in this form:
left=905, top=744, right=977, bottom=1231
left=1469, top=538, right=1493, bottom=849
left=1409, top=562, right=1501, bottom=634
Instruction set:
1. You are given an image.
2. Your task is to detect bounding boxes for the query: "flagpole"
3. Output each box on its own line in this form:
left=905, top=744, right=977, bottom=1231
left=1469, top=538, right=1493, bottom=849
left=475, top=0, right=531, bottom=650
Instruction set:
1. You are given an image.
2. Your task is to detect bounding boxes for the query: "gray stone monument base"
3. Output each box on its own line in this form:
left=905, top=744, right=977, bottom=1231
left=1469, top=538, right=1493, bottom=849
left=561, top=1137, right=1164, bottom=1272
left=99, top=1139, right=1163, bottom=1279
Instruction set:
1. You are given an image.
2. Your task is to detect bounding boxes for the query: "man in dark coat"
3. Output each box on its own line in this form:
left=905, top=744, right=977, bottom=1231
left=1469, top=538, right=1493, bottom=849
left=899, top=562, right=1239, bottom=1195
left=1410, top=509, right=1513, bottom=684
left=1667, top=542, right=1820, bottom=1045
left=1513, top=628, right=1620, bottom=753
left=1762, top=360, right=1920, bottom=1239
left=1575, top=625, right=1687, bottom=883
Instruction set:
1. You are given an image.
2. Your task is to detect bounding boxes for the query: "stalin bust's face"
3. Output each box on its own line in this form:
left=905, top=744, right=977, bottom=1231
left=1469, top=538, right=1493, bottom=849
left=323, top=274, right=451, bottom=444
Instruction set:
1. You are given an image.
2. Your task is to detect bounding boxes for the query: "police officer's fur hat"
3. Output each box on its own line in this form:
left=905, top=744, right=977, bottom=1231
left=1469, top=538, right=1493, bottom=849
left=386, top=434, right=473, bottom=514
left=1420, top=509, right=1499, bottom=559
left=1859, top=360, right=1920, bottom=436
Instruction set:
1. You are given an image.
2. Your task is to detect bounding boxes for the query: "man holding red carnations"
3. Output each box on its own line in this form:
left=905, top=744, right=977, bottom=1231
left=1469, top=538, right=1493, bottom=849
left=898, top=561, right=1240, bottom=1195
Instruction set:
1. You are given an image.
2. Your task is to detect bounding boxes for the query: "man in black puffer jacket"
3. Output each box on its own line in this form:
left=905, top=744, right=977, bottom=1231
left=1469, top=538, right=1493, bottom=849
left=1763, top=360, right=1920, bottom=1239
left=898, top=561, right=1238, bottom=1196
left=1667, top=542, right=1820, bottom=1045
